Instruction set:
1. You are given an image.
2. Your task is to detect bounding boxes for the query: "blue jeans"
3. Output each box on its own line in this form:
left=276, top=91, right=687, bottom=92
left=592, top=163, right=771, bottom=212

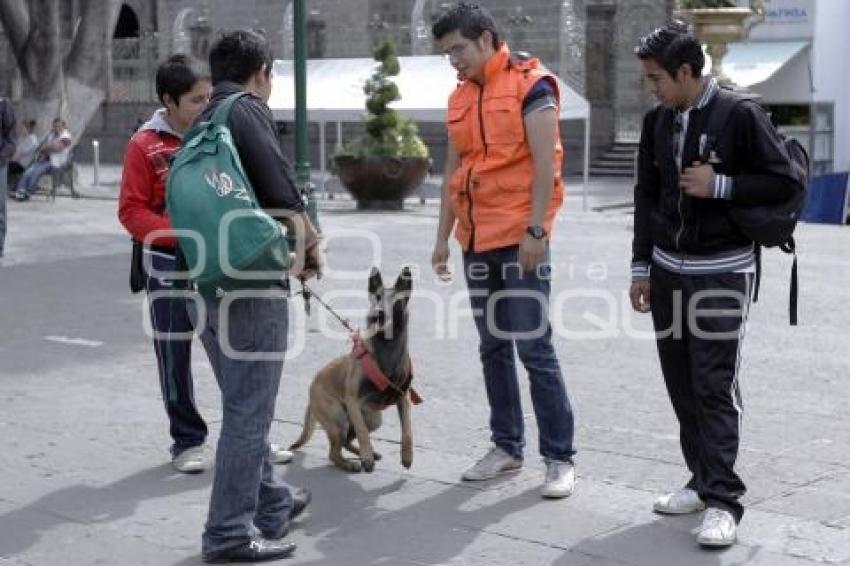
left=145, top=250, right=207, bottom=456
left=17, top=161, right=52, bottom=195
left=463, top=245, right=575, bottom=462
left=0, top=162, right=6, bottom=255
left=195, top=291, right=295, bottom=555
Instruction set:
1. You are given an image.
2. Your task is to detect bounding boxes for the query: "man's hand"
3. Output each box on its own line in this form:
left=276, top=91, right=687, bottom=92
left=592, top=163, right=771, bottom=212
left=629, top=280, right=651, bottom=313
left=431, top=239, right=452, bottom=281
left=518, top=234, right=547, bottom=273
left=295, top=240, right=323, bottom=281
left=679, top=162, right=713, bottom=198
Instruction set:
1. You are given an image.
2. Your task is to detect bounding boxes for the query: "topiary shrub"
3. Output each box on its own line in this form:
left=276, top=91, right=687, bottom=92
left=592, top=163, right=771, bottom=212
left=336, top=38, right=429, bottom=160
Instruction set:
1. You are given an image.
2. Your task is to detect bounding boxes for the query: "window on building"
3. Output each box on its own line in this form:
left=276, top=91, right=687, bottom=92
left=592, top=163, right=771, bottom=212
left=768, top=103, right=834, bottom=175
left=114, top=4, right=141, bottom=39
left=307, top=18, right=326, bottom=59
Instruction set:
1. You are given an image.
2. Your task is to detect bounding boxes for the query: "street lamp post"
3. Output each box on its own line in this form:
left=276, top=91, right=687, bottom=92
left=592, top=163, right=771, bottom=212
left=293, top=0, right=320, bottom=231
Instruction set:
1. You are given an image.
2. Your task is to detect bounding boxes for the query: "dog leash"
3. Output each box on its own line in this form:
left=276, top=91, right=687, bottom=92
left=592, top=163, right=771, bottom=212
left=297, top=280, right=422, bottom=406
left=298, top=280, right=356, bottom=333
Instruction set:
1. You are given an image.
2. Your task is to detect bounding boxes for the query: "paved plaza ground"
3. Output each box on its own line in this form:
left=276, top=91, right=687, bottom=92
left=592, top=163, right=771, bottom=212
left=1, top=172, right=849, bottom=565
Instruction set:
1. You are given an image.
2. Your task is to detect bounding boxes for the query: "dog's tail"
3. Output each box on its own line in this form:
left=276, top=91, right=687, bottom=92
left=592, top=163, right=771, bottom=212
left=288, top=404, right=317, bottom=450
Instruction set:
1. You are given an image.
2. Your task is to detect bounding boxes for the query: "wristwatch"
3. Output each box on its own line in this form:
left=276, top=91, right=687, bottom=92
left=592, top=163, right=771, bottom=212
left=526, top=225, right=547, bottom=240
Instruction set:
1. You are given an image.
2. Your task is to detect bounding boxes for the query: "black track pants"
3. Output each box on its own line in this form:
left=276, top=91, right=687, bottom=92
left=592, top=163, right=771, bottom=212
left=650, top=266, right=753, bottom=522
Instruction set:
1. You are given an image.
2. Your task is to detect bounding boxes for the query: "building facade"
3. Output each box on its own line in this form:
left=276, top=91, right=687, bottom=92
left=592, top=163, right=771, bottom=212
left=0, top=0, right=675, bottom=166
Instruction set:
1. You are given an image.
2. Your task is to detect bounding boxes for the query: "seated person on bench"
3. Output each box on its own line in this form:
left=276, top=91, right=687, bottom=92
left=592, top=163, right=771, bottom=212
left=8, top=119, right=38, bottom=191
left=15, top=118, right=72, bottom=201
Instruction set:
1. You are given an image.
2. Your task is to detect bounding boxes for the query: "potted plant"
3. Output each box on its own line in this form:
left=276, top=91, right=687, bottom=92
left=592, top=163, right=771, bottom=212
left=678, top=0, right=765, bottom=85
left=333, top=38, right=431, bottom=210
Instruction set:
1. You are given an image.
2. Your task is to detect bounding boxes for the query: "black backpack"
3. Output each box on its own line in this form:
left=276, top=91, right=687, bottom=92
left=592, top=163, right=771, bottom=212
left=704, top=91, right=810, bottom=325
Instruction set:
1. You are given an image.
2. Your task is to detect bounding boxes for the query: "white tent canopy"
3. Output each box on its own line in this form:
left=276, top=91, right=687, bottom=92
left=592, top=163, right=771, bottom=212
left=705, top=41, right=811, bottom=103
left=269, top=55, right=592, bottom=207
left=269, top=55, right=590, bottom=121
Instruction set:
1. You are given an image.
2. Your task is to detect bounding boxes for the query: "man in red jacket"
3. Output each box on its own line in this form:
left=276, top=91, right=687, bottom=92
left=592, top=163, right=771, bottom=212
left=118, top=54, right=213, bottom=473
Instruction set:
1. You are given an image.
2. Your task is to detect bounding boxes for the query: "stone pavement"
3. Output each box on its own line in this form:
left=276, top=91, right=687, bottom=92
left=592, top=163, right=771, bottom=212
left=1, top=188, right=849, bottom=565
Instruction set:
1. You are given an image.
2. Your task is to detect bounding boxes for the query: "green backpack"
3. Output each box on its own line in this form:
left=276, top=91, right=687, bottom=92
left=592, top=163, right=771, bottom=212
left=166, top=92, right=290, bottom=295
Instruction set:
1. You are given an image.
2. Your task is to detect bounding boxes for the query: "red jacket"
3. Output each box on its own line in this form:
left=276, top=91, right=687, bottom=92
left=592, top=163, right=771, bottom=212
left=118, top=110, right=182, bottom=249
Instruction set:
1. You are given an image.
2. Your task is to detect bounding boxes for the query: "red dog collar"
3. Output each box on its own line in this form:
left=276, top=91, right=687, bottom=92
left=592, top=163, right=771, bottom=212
left=351, top=332, right=422, bottom=406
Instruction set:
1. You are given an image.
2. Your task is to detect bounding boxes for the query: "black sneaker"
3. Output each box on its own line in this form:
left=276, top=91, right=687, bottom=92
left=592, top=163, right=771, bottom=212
left=203, top=538, right=296, bottom=563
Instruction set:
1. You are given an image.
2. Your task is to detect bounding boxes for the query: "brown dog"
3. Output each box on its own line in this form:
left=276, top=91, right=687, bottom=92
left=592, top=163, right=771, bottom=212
left=289, top=267, right=415, bottom=472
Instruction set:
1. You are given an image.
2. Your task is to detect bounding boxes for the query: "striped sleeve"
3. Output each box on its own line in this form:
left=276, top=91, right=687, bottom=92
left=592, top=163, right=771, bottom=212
left=631, top=261, right=651, bottom=281
left=711, top=172, right=735, bottom=200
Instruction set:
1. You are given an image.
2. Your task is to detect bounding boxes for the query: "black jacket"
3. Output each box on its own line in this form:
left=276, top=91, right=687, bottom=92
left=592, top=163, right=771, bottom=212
left=195, top=82, right=305, bottom=218
left=632, top=88, right=802, bottom=269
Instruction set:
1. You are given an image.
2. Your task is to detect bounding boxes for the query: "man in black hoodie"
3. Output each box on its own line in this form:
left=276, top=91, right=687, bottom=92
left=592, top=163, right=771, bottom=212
left=629, top=22, right=802, bottom=548
left=195, top=30, right=321, bottom=564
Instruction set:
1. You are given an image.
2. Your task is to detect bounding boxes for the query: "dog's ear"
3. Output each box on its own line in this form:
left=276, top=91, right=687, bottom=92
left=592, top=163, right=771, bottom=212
left=368, top=266, right=384, bottom=295
left=394, top=266, right=413, bottom=294
left=394, top=266, right=413, bottom=309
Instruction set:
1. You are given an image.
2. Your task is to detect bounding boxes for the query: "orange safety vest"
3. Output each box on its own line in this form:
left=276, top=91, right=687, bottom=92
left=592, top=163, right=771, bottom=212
left=446, top=44, right=564, bottom=253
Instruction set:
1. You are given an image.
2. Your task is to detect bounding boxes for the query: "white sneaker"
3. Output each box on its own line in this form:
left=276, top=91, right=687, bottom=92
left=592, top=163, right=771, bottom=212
left=270, top=443, right=294, bottom=464
left=653, top=487, right=706, bottom=515
left=541, top=460, right=575, bottom=499
left=696, top=508, right=737, bottom=547
left=172, top=445, right=209, bottom=474
left=461, top=446, right=522, bottom=481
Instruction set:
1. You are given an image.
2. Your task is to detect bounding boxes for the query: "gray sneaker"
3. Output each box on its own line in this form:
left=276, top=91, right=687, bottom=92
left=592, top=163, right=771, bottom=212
left=172, top=445, right=209, bottom=474
left=541, top=460, right=576, bottom=499
left=696, top=507, right=737, bottom=547
left=270, top=443, right=294, bottom=464
left=461, top=446, right=522, bottom=481
left=653, top=487, right=706, bottom=515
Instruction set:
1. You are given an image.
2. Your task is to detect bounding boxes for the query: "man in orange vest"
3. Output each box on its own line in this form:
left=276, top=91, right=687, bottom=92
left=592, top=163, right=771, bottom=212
left=431, top=2, right=576, bottom=499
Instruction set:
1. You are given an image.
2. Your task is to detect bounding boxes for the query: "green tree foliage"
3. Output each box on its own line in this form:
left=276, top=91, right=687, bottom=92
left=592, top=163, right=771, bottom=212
left=338, top=38, right=429, bottom=159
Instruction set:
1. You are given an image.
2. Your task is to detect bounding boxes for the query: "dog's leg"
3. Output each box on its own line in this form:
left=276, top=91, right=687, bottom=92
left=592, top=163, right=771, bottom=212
left=329, top=437, right=362, bottom=473
left=325, top=420, right=362, bottom=473
left=343, top=427, right=382, bottom=460
left=312, top=398, right=363, bottom=473
left=397, top=395, right=413, bottom=469
left=344, top=398, right=377, bottom=473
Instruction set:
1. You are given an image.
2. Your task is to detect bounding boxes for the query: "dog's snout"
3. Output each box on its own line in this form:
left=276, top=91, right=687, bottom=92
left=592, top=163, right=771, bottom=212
left=367, top=307, right=387, bottom=327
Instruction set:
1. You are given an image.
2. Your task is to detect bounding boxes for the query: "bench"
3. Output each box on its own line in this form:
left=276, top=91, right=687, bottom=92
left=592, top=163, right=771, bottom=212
left=34, top=150, right=80, bottom=201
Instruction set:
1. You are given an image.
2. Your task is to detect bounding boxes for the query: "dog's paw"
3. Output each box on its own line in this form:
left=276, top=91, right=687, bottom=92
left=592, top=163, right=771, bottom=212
left=373, top=451, right=383, bottom=461
left=362, top=458, right=376, bottom=473
left=401, top=445, right=413, bottom=469
left=340, top=459, right=362, bottom=473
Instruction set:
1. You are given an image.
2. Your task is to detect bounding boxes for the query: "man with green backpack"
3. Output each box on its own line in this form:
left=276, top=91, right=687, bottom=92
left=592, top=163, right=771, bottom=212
left=167, top=30, right=321, bottom=563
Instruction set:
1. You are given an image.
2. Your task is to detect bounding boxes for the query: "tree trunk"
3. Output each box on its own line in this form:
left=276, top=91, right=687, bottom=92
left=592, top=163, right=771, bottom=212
left=0, top=0, right=120, bottom=142
left=16, top=78, right=103, bottom=143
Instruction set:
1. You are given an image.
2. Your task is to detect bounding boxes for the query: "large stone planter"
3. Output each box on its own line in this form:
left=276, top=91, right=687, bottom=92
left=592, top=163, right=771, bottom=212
left=679, top=7, right=753, bottom=85
left=333, top=155, right=431, bottom=210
